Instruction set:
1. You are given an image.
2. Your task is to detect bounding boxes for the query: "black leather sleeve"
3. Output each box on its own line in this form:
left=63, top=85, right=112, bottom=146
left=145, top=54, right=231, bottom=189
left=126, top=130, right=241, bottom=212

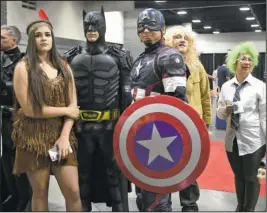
left=0, top=52, right=4, bottom=95
left=63, top=46, right=83, bottom=64
left=107, top=46, right=133, bottom=112
left=157, top=51, right=188, bottom=103
left=0, top=52, right=24, bottom=106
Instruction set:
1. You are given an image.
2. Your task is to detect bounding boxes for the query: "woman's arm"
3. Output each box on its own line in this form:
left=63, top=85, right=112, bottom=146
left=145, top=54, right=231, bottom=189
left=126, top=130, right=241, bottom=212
left=207, top=73, right=215, bottom=81
left=13, top=61, right=69, bottom=118
left=216, top=85, right=228, bottom=120
left=60, top=63, right=78, bottom=138
left=258, top=82, right=266, bottom=137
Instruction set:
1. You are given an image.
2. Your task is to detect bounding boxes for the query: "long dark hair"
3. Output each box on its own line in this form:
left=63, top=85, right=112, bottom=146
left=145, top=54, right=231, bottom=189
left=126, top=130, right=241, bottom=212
left=25, top=20, right=72, bottom=115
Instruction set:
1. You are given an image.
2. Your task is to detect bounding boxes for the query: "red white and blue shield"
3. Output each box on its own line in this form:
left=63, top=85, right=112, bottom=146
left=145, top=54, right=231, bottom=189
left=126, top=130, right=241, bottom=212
left=113, top=95, right=210, bottom=193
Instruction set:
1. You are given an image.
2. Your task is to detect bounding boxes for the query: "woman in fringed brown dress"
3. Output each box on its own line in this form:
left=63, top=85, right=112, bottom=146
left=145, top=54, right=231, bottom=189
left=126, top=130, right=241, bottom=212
left=12, top=20, right=82, bottom=211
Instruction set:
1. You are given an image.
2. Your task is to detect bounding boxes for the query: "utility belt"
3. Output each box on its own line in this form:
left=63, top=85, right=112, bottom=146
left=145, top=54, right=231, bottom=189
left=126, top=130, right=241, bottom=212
left=79, top=109, right=120, bottom=122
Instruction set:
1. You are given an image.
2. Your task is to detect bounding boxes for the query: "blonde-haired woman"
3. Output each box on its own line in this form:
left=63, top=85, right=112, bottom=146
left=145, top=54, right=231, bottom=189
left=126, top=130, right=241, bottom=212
left=165, top=25, right=211, bottom=211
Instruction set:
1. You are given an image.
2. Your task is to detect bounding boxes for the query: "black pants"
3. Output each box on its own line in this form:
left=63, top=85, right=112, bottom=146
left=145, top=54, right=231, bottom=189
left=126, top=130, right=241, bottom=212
left=0, top=157, right=10, bottom=211
left=1, top=116, right=32, bottom=211
left=226, top=138, right=266, bottom=211
left=77, top=125, right=128, bottom=212
left=136, top=186, right=171, bottom=212
left=179, top=181, right=200, bottom=211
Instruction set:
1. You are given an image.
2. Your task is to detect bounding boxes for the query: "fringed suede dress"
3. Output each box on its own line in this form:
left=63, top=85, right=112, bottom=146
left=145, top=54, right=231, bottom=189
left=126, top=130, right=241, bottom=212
left=11, top=65, right=78, bottom=175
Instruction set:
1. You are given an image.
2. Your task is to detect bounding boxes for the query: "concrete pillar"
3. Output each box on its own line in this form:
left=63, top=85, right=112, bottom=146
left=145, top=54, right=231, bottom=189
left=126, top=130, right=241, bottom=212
left=1, top=1, right=7, bottom=26
left=105, top=11, right=124, bottom=44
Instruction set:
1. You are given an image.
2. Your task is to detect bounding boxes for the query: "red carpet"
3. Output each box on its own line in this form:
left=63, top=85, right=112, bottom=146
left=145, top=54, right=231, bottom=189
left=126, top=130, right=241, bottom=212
left=198, top=141, right=266, bottom=196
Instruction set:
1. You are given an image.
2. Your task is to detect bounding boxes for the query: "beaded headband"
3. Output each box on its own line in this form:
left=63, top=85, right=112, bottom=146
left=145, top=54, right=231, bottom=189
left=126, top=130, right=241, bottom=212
left=27, top=21, right=52, bottom=35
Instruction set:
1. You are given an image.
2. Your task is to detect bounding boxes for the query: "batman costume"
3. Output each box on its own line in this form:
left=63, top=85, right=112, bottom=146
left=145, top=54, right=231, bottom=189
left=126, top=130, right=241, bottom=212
left=130, top=8, right=188, bottom=212
left=64, top=7, right=132, bottom=212
left=0, top=47, right=32, bottom=212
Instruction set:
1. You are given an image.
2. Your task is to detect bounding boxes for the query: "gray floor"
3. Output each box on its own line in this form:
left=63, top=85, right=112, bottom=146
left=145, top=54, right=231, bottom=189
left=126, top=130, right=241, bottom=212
left=47, top=126, right=266, bottom=212
left=47, top=101, right=266, bottom=211
left=48, top=176, right=266, bottom=211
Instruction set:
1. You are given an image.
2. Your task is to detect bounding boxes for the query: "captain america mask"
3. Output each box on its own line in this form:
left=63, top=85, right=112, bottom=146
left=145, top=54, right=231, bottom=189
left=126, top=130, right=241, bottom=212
left=137, top=8, right=166, bottom=46
left=83, top=7, right=106, bottom=42
left=137, top=8, right=165, bottom=33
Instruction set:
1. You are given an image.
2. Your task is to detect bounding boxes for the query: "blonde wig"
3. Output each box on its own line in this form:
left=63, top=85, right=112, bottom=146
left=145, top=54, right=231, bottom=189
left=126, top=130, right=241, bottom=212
left=165, top=25, right=201, bottom=70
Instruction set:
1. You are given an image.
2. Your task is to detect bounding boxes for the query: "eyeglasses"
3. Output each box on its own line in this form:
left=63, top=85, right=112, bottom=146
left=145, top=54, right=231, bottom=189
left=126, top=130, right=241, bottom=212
left=238, top=56, right=253, bottom=62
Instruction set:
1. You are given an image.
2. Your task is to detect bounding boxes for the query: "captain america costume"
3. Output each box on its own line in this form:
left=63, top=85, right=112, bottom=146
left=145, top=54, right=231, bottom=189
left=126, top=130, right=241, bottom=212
left=130, top=8, right=188, bottom=212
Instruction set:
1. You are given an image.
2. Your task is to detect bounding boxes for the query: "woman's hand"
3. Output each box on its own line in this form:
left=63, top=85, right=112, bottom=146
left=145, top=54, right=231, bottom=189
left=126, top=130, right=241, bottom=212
left=54, top=136, right=73, bottom=162
left=257, top=168, right=266, bottom=180
left=226, top=105, right=233, bottom=115
left=65, top=105, right=80, bottom=119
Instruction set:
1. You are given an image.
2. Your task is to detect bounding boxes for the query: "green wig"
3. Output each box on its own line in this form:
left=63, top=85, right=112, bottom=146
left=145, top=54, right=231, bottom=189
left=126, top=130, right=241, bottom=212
left=226, top=41, right=259, bottom=73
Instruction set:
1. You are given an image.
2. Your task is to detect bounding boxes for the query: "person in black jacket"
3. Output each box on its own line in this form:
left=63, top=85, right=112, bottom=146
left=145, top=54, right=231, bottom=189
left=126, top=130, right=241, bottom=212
left=130, top=8, right=187, bottom=212
left=217, top=64, right=234, bottom=90
left=64, top=7, right=132, bottom=212
left=0, top=24, right=32, bottom=212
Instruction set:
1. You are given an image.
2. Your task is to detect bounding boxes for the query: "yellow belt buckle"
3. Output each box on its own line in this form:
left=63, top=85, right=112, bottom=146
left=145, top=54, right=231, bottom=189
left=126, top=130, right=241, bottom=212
left=79, top=109, right=119, bottom=121
left=101, top=110, right=110, bottom=121
left=79, top=110, right=102, bottom=121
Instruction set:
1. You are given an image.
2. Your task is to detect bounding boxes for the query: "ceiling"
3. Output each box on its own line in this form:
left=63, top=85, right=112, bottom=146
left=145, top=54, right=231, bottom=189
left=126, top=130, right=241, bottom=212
left=134, top=1, right=266, bottom=34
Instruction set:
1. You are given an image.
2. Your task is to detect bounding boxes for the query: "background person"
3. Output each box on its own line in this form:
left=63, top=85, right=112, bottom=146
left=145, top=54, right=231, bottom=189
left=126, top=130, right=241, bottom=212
left=217, top=42, right=266, bottom=212
left=165, top=25, right=211, bottom=212
left=0, top=24, right=32, bottom=212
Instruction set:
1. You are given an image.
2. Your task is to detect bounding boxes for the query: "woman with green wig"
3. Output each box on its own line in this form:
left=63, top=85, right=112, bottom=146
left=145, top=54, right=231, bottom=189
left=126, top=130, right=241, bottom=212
left=217, top=41, right=266, bottom=211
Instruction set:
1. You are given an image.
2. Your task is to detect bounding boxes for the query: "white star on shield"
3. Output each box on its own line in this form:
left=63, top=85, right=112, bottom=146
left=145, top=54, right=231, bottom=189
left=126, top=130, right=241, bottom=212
left=136, top=124, right=176, bottom=165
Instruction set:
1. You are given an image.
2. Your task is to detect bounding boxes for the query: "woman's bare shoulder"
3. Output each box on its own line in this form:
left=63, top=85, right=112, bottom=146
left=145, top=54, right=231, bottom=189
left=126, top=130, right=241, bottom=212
left=14, top=59, right=28, bottom=78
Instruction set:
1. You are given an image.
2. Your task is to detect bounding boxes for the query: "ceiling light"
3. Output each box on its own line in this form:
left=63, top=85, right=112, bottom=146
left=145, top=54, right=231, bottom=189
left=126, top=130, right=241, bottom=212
left=246, top=17, right=255, bottom=20
left=239, top=7, right=250, bottom=11
left=155, top=1, right=166, bottom=2
left=192, top=19, right=201, bottom=23
left=251, top=24, right=259, bottom=27
left=255, top=30, right=262, bottom=32
left=177, top=11, right=187, bottom=15
left=213, top=31, right=220, bottom=34
left=204, top=26, right=211, bottom=29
